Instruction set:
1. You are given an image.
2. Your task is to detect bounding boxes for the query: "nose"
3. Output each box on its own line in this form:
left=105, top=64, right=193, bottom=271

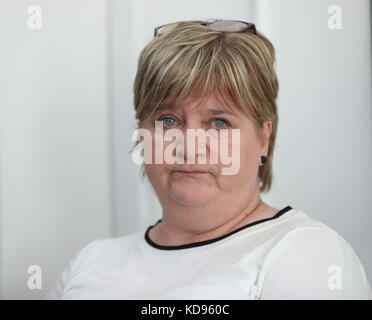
left=174, top=120, right=209, bottom=164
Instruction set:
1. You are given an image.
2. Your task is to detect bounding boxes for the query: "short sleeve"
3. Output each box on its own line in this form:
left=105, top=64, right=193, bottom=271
left=258, top=227, right=372, bottom=300
left=44, top=239, right=102, bottom=300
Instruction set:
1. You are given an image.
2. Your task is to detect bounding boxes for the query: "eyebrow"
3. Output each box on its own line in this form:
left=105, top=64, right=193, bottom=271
left=155, top=106, right=239, bottom=118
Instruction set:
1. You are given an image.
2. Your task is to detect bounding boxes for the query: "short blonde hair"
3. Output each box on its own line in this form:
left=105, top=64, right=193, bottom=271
left=133, top=19, right=279, bottom=193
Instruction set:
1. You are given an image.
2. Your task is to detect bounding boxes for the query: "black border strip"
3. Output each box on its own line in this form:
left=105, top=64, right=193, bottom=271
left=144, top=205, right=293, bottom=250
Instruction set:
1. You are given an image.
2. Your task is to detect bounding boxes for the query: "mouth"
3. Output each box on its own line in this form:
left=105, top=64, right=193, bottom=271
left=174, top=170, right=208, bottom=176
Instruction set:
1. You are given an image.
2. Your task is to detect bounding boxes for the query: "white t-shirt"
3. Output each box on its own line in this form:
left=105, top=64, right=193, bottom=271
left=45, top=206, right=372, bottom=300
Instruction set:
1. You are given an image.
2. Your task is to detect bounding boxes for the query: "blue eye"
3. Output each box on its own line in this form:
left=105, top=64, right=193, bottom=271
left=213, top=118, right=228, bottom=128
left=159, top=117, right=176, bottom=127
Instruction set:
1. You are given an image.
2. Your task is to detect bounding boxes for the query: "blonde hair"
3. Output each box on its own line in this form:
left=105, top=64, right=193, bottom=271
left=133, top=19, right=279, bottom=193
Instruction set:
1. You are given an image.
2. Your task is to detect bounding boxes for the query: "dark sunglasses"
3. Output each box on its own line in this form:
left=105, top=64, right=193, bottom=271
left=154, top=19, right=257, bottom=38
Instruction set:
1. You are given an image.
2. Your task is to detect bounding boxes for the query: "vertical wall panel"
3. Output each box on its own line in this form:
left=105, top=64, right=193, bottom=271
left=255, top=0, right=372, bottom=283
left=0, top=0, right=112, bottom=299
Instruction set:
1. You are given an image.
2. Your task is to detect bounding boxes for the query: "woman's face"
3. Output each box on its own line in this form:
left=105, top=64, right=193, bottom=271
left=142, top=92, right=272, bottom=209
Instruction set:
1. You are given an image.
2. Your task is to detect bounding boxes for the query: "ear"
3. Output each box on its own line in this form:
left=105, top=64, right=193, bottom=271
left=260, top=121, right=272, bottom=150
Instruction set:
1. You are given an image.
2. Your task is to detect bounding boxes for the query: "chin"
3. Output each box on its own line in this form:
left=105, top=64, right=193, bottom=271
left=168, top=183, right=213, bottom=207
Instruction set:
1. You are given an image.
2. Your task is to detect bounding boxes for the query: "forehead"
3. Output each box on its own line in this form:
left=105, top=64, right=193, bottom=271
left=181, top=92, right=225, bottom=109
left=157, top=91, right=243, bottom=116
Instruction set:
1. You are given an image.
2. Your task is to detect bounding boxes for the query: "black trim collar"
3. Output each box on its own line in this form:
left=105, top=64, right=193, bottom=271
left=144, top=205, right=293, bottom=250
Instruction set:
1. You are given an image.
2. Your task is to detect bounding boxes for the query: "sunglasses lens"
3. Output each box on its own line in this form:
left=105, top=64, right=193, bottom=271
left=155, top=20, right=256, bottom=37
left=208, top=20, right=249, bottom=32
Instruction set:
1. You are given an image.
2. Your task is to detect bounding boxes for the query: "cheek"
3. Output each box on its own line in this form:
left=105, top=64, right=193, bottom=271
left=144, top=163, right=168, bottom=192
left=239, top=134, right=261, bottom=170
left=149, top=128, right=176, bottom=164
left=221, top=129, right=260, bottom=177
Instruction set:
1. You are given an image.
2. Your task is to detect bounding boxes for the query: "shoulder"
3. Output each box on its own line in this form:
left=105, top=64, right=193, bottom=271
left=45, top=231, right=141, bottom=299
left=257, top=214, right=372, bottom=299
left=71, top=232, right=142, bottom=274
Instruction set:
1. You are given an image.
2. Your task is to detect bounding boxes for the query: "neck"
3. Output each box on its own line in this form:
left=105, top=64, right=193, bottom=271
left=150, top=188, right=266, bottom=246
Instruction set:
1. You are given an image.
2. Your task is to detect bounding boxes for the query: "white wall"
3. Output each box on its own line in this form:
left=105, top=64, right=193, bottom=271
left=0, top=0, right=112, bottom=299
left=255, top=0, right=372, bottom=284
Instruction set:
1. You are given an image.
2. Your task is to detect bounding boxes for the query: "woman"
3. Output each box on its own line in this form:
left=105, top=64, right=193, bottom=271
left=46, top=19, right=372, bottom=300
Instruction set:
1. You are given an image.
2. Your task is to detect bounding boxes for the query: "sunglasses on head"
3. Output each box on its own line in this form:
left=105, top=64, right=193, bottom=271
left=154, top=19, right=257, bottom=38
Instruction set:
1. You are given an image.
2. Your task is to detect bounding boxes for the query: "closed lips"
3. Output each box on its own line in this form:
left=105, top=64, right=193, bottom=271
left=174, top=170, right=208, bottom=175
